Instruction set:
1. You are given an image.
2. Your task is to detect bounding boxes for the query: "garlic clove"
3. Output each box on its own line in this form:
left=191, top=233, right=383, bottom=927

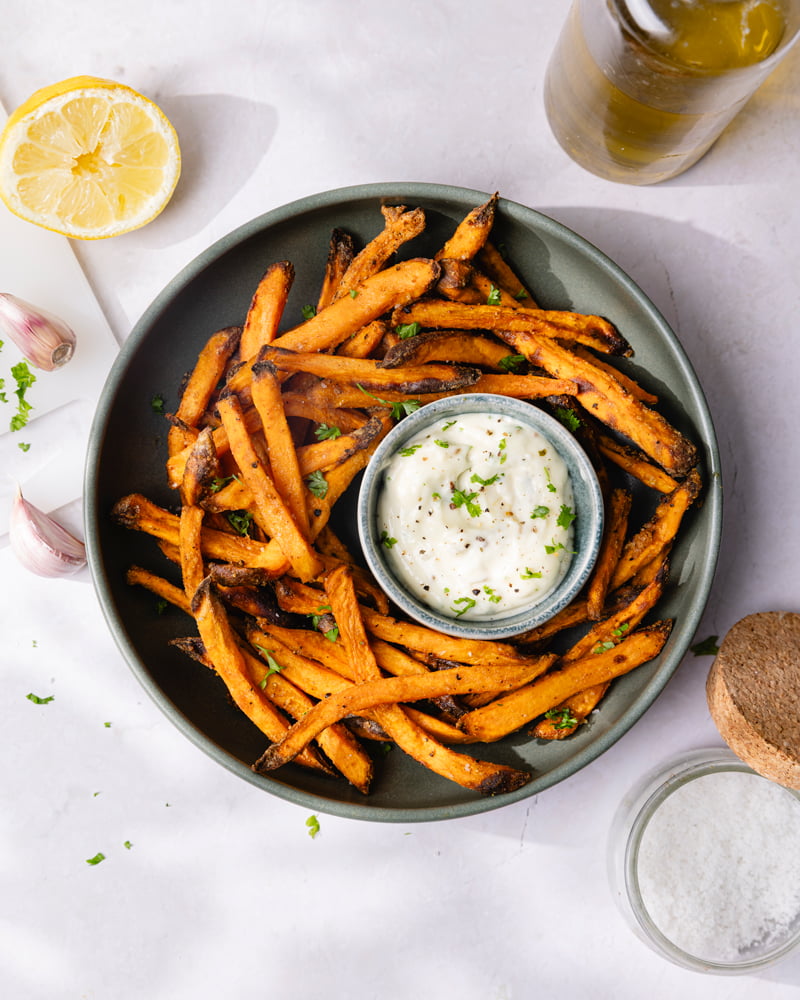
left=9, top=486, right=86, bottom=577
left=0, top=293, right=76, bottom=371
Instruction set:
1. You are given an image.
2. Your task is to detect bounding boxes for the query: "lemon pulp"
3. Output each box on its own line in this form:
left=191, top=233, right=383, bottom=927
left=0, top=77, right=181, bottom=239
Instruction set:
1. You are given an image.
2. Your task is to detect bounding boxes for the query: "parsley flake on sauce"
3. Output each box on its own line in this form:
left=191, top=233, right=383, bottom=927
left=556, top=504, right=576, bottom=529
left=450, top=489, right=481, bottom=518
left=85, top=852, right=106, bottom=866
left=306, top=814, right=321, bottom=839
left=451, top=596, right=477, bottom=617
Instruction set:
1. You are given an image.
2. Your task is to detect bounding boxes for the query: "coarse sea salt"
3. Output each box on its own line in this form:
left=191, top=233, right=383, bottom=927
left=635, top=769, right=800, bottom=963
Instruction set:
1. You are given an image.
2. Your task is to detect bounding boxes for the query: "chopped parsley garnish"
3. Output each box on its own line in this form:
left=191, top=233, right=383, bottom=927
left=123, top=841, right=133, bottom=850
left=612, top=623, right=631, bottom=638
left=470, top=472, right=499, bottom=487
left=356, top=384, right=420, bottom=420
left=557, top=504, right=576, bottom=529
left=10, top=360, right=36, bottom=431
left=555, top=406, right=581, bottom=432
left=434, top=439, right=449, bottom=448
left=156, top=598, right=169, bottom=615
left=26, top=692, right=54, bottom=705
left=314, top=423, right=342, bottom=441
left=441, top=420, right=457, bottom=430
left=498, top=438, right=508, bottom=463
left=544, top=467, right=557, bottom=493
left=483, top=586, right=501, bottom=604
left=18, top=441, right=30, bottom=452
left=498, top=354, right=525, bottom=373
left=432, top=491, right=441, bottom=500
left=253, top=645, right=282, bottom=685
left=301, top=304, right=317, bottom=320
left=150, top=393, right=165, bottom=414
left=395, top=321, right=421, bottom=339
left=309, top=606, right=339, bottom=642
left=450, top=488, right=481, bottom=517
left=531, top=505, right=549, bottom=519
left=513, top=289, right=528, bottom=301
left=380, top=530, right=398, bottom=548
left=521, top=568, right=543, bottom=579
left=486, top=284, right=502, bottom=306
left=85, top=852, right=106, bottom=866
left=545, top=540, right=565, bottom=554
left=544, top=707, right=579, bottom=730
left=209, top=474, right=237, bottom=493
left=451, top=596, right=477, bottom=617
left=691, top=635, right=720, bottom=656
left=306, top=814, right=321, bottom=838
left=226, top=509, right=254, bottom=536
left=593, top=640, right=616, bottom=654
left=399, top=444, right=422, bottom=457
left=305, top=470, right=329, bottom=498
left=349, top=288, right=358, bottom=298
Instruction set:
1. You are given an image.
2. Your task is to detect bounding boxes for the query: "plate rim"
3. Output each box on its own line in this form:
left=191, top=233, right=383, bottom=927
left=84, top=181, right=723, bottom=822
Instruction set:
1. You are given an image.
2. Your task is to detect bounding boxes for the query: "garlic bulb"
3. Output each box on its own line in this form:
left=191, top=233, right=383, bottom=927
left=9, top=486, right=86, bottom=577
left=0, top=293, right=76, bottom=370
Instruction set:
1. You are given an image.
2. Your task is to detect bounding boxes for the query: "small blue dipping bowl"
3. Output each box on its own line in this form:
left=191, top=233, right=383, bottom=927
left=357, top=393, right=604, bottom=640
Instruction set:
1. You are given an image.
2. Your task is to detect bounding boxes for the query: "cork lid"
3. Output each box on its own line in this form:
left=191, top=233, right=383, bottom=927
left=706, top=611, right=800, bottom=790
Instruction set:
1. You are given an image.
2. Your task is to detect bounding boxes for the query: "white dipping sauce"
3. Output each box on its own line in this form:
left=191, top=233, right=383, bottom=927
left=377, top=411, right=575, bottom=621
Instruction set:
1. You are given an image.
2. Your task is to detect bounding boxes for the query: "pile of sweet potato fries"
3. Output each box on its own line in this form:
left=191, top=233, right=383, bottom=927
left=110, top=194, right=702, bottom=796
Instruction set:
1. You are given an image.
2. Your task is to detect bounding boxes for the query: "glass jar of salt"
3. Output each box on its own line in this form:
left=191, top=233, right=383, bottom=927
left=609, top=748, right=800, bottom=972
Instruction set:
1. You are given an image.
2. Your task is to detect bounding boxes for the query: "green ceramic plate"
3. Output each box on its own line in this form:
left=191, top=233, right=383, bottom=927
left=84, top=182, right=721, bottom=822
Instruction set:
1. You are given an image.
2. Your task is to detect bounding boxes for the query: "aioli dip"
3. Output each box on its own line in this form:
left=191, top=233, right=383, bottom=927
left=376, top=411, right=576, bottom=621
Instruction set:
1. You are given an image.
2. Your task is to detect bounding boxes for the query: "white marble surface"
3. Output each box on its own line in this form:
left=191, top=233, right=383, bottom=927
left=2, top=2, right=799, bottom=997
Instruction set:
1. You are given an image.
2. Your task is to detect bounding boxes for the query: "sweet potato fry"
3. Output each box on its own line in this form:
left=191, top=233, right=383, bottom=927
left=240, top=260, right=294, bottom=362
left=379, top=330, right=516, bottom=371
left=256, top=344, right=481, bottom=395
left=477, top=241, right=538, bottom=306
left=458, top=620, right=673, bottom=742
left=191, top=578, right=309, bottom=750
left=531, top=684, right=610, bottom=739
left=573, top=346, right=658, bottom=405
left=586, top=487, right=633, bottom=620
left=435, top=193, right=498, bottom=261
left=217, top=390, right=322, bottom=581
left=563, top=561, right=668, bottom=664
left=336, top=319, right=390, bottom=359
left=179, top=504, right=205, bottom=601
left=597, top=432, right=680, bottom=494
left=272, top=258, right=441, bottom=354
left=498, top=331, right=698, bottom=476
left=255, top=564, right=534, bottom=792
left=334, top=205, right=425, bottom=300
left=126, top=564, right=191, bottom=614
left=111, top=494, right=291, bottom=573
left=244, top=637, right=373, bottom=792
left=317, top=228, right=354, bottom=310
left=167, top=325, right=241, bottom=456
left=392, top=299, right=631, bottom=357
left=250, top=359, right=309, bottom=537
left=610, top=469, right=702, bottom=590
left=436, top=259, right=528, bottom=309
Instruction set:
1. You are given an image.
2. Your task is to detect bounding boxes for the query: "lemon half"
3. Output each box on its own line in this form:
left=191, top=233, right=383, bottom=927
left=0, top=76, right=181, bottom=239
